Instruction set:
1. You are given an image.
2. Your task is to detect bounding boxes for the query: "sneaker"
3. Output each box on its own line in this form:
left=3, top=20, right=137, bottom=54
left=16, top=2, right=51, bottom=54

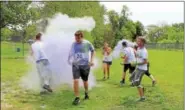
left=120, top=80, right=125, bottom=86
left=107, top=76, right=110, bottom=79
left=152, top=80, right=156, bottom=87
left=43, top=85, right=53, bottom=93
left=136, top=97, right=146, bottom=102
left=84, top=93, right=89, bottom=100
left=72, top=97, right=80, bottom=105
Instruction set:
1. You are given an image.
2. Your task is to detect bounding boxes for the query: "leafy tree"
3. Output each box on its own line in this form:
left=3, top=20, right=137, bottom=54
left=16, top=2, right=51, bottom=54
left=1, top=28, right=13, bottom=41
left=1, top=1, right=40, bottom=28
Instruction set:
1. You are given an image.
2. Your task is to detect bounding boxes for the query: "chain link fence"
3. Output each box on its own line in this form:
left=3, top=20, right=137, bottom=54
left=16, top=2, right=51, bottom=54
left=146, top=43, right=184, bottom=50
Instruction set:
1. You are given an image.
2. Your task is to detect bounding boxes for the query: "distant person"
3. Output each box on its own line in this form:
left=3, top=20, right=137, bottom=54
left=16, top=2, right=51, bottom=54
left=102, top=42, right=112, bottom=80
left=31, top=33, right=53, bottom=94
left=68, top=30, right=95, bottom=105
left=120, top=41, right=136, bottom=85
left=130, top=37, right=148, bottom=101
left=133, top=45, right=156, bottom=86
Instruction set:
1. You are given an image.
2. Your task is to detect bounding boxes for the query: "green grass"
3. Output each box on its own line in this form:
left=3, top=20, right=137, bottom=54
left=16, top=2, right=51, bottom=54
left=1, top=42, right=29, bottom=58
left=1, top=42, right=184, bottom=110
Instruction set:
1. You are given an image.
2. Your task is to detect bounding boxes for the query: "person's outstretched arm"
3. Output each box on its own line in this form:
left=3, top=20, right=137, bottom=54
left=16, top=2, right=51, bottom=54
left=89, top=43, right=95, bottom=66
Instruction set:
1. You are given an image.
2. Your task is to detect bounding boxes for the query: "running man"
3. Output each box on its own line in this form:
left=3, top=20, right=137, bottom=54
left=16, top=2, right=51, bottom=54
left=130, top=37, right=148, bottom=101
left=120, top=41, right=136, bottom=85
left=133, top=45, right=156, bottom=86
left=102, top=42, right=112, bottom=80
left=31, top=33, right=53, bottom=94
left=68, top=30, right=95, bottom=105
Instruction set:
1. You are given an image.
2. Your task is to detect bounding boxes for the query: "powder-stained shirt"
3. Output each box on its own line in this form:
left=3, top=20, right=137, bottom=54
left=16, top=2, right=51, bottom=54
left=136, top=47, right=148, bottom=70
left=68, top=40, right=94, bottom=65
left=122, top=47, right=136, bottom=64
left=31, top=41, right=48, bottom=62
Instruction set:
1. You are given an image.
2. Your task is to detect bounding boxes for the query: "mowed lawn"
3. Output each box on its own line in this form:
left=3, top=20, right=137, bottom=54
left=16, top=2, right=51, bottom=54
left=1, top=42, right=184, bottom=110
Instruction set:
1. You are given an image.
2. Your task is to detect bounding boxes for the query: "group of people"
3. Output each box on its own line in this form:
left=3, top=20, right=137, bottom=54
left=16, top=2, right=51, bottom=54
left=102, top=37, right=156, bottom=101
left=31, top=30, right=156, bottom=106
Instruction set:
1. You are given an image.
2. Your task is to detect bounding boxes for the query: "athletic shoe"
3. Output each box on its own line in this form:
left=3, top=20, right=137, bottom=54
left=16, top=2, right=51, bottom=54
left=136, top=97, right=146, bottom=102
left=73, top=97, right=80, bottom=105
left=43, top=85, right=53, bottom=93
left=84, top=93, right=89, bottom=100
left=120, top=81, right=125, bottom=86
left=107, top=76, right=110, bottom=79
left=152, top=80, right=156, bottom=87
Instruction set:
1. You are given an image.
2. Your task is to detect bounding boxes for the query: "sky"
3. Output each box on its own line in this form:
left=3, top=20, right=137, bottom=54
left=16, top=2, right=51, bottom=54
left=100, top=2, right=184, bottom=26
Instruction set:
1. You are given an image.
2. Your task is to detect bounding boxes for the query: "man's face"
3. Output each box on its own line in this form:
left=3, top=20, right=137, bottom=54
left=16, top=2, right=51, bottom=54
left=136, top=38, right=143, bottom=47
left=75, top=34, right=82, bottom=43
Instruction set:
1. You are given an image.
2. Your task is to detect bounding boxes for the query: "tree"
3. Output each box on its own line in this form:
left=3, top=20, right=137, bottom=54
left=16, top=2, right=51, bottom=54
left=1, top=1, right=40, bottom=29
left=147, top=23, right=184, bottom=43
left=1, top=28, right=13, bottom=41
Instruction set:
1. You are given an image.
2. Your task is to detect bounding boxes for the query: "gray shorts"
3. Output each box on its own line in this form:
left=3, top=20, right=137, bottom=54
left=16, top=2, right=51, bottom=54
left=72, top=65, right=90, bottom=81
left=129, top=68, right=146, bottom=86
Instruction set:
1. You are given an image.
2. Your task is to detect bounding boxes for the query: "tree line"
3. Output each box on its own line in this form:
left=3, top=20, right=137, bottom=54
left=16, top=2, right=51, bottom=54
left=1, top=1, right=184, bottom=48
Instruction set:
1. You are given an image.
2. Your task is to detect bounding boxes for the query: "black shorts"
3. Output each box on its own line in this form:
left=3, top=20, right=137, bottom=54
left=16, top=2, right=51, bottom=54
left=103, top=61, right=112, bottom=65
left=124, top=64, right=135, bottom=73
left=72, top=65, right=90, bottom=81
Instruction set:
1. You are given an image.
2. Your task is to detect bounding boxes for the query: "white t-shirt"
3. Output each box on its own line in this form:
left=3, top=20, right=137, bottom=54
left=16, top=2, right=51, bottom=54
left=136, top=47, right=148, bottom=70
left=122, top=47, right=136, bottom=64
left=103, top=52, right=112, bottom=62
left=31, top=41, right=48, bottom=61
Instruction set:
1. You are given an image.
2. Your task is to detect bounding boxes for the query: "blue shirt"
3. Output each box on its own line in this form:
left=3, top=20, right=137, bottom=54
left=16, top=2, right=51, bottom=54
left=68, top=40, right=94, bottom=65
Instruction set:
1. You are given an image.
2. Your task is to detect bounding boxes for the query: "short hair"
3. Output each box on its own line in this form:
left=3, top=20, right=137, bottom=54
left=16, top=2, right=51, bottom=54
left=137, top=36, right=146, bottom=44
left=122, top=41, right=127, bottom=47
left=36, top=33, right=42, bottom=40
left=75, top=30, right=83, bottom=38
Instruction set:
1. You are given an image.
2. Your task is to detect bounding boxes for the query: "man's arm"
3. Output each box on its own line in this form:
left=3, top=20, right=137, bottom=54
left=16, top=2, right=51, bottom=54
left=90, top=51, right=95, bottom=63
left=89, top=42, right=95, bottom=66
left=68, top=43, right=74, bottom=65
left=136, top=59, right=148, bottom=65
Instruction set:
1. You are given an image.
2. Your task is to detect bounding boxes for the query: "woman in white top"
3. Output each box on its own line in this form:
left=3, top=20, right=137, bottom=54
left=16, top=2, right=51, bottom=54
left=102, top=42, right=112, bottom=80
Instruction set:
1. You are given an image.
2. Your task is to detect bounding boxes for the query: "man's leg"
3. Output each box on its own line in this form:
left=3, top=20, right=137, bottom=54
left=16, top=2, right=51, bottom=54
left=74, top=79, right=79, bottom=97
left=129, top=66, right=136, bottom=86
left=72, top=65, right=80, bottom=105
left=36, top=62, right=46, bottom=94
left=145, top=70, right=156, bottom=86
left=121, top=64, right=128, bottom=84
left=133, top=69, right=145, bottom=101
left=81, top=65, right=90, bottom=100
left=42, top=60, right=52, bottom=92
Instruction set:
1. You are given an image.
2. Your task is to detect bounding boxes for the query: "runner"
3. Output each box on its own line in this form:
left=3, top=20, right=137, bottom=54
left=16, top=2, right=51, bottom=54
left=130, top=37, right=148, bottom=101
left=102, top=42, right=112, bottom=80
left=133, top=45, right=156, bottom=86
left=68, top=30, right=95, bottom=105
left=31, top=33, right=53, bottom=94
left=120, top=41, right=136, bottom=85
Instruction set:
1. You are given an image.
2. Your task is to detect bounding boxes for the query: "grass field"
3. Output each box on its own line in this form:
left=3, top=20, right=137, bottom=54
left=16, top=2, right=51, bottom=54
left=1, top=42, right=184, bottom=110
